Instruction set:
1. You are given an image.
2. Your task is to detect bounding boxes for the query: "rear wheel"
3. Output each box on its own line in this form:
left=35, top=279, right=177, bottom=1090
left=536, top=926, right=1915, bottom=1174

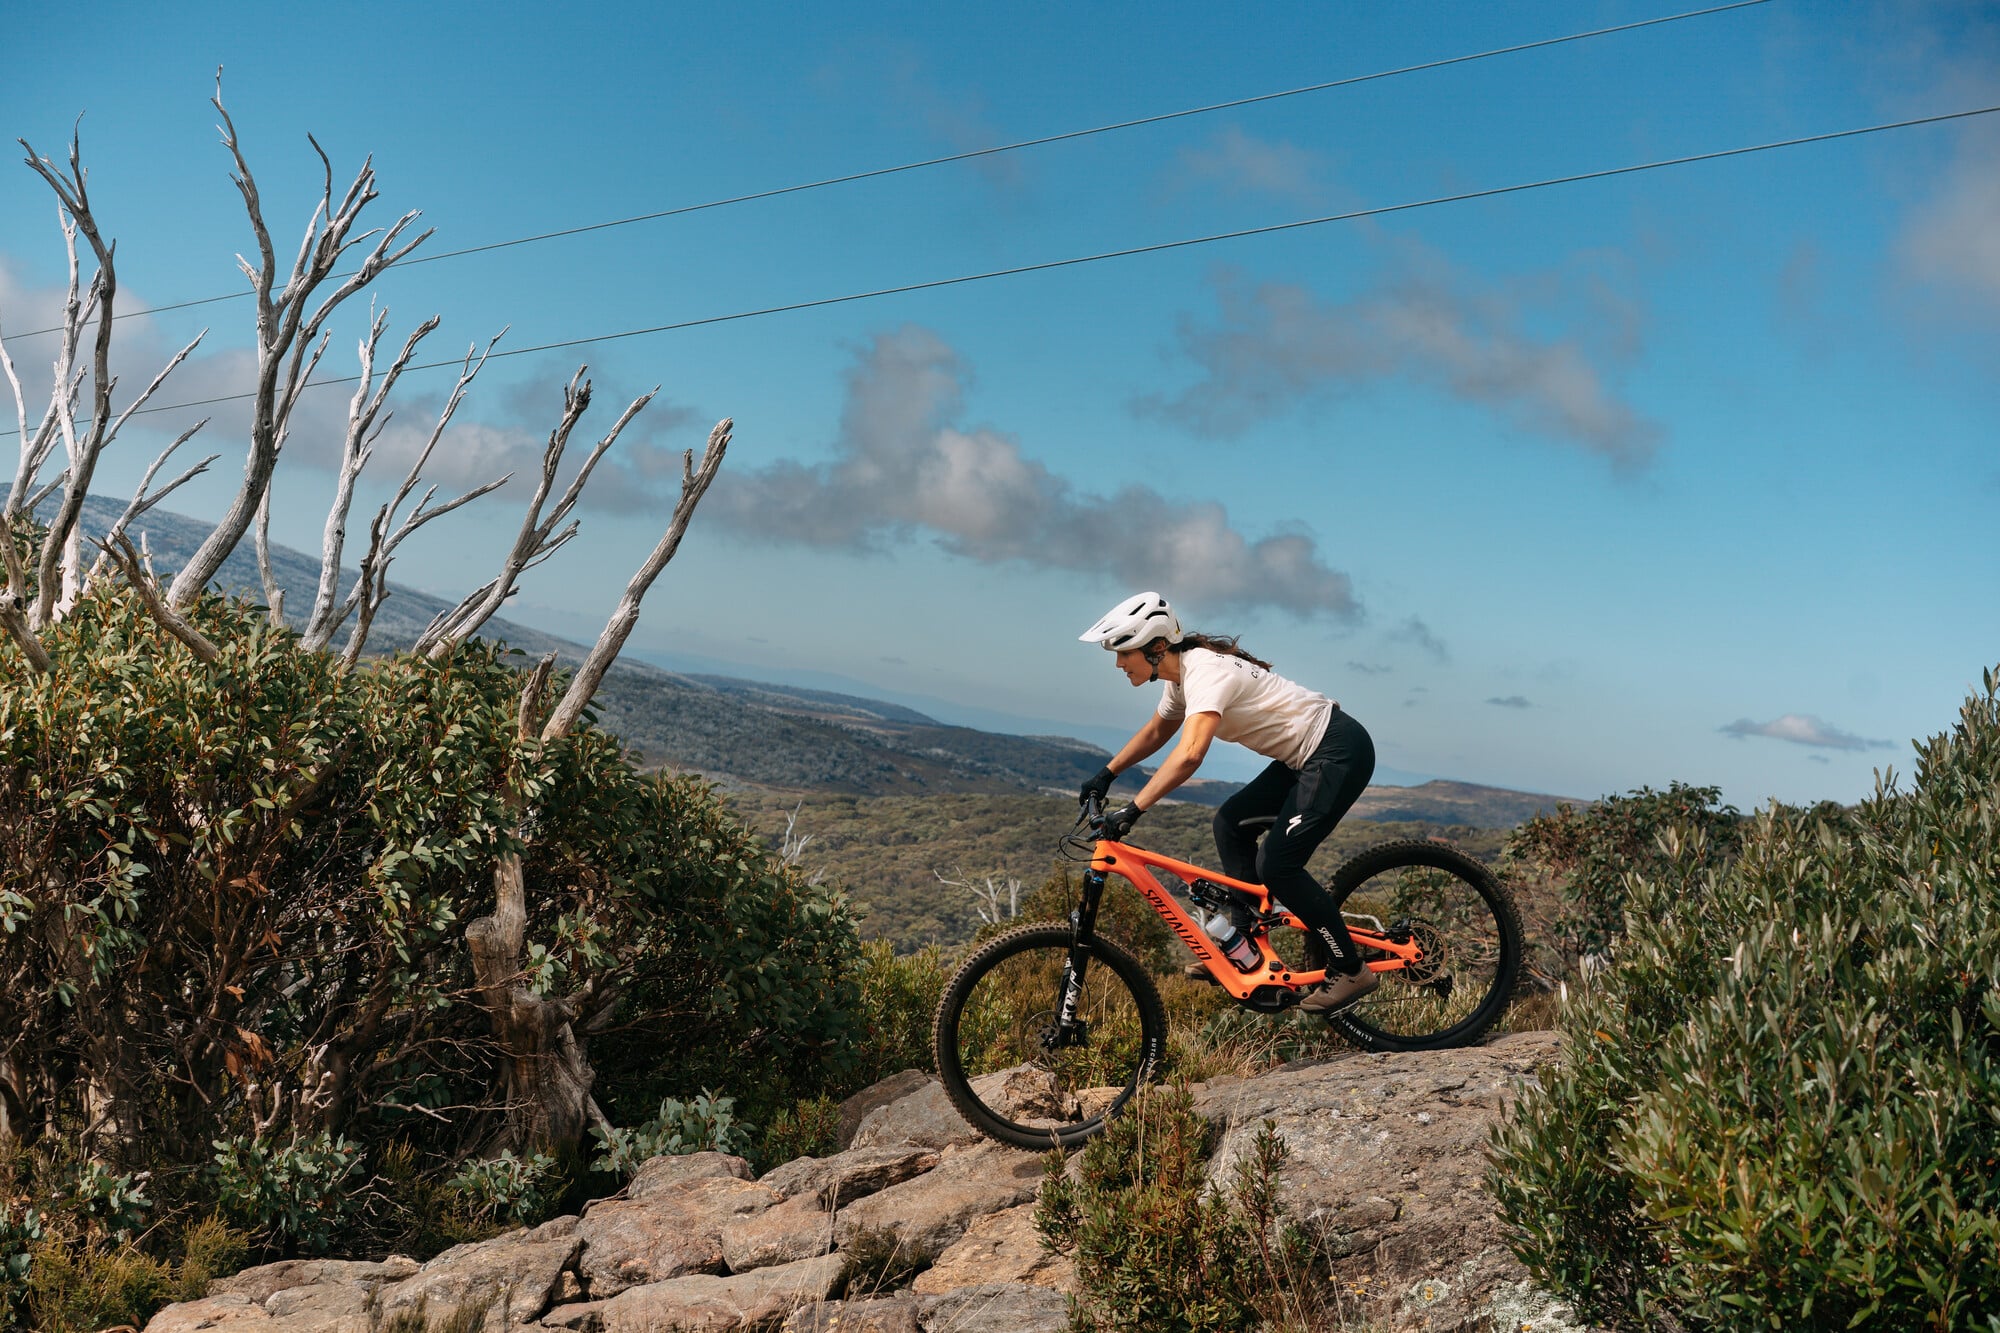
left=1304, top=839, right=1522, bottom=1051
left=932, top=923, right=1168, bottom=1150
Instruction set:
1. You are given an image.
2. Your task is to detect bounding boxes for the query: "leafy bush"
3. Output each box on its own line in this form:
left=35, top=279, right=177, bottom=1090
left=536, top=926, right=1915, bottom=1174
left=1504, top=780, right=1741, bottom=977
left=758, top=1094, right=843, bottom=1172
left=446, top=1151, right=562, bottom=1228
left=210, top=1132, right=365, bottom=1254
left=1038, top=1083, right=1320, bottom=1333
left=590, top=1091, right=753, bottom=1177
left=2, top=1201, right=43, bottom=1324
left=69, top=1162, right=152, bottom=1243
left=851, top=938, right=950, bottom=1085
left=1490, top=668, right=2000, bottom=1330
left=0, top=586, right=870, bottom=1290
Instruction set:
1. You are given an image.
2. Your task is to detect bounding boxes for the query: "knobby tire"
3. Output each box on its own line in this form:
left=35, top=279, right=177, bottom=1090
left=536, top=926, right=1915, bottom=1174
left=932, top=923, right=1167, bottom=1151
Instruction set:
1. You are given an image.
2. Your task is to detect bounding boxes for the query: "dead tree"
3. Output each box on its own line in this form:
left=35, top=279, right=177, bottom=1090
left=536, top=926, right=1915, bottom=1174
left=463, top=409, right=731, bottom=1153
left=5, top=135, right=208, bottom=632
left=2, top=131, right=208, bottom=664
left=164, top=80, right=431, bottom=610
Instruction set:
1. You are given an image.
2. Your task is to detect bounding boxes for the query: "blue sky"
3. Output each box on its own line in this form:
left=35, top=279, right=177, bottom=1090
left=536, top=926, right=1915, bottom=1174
left=3, top=0, right=1995, bottom=806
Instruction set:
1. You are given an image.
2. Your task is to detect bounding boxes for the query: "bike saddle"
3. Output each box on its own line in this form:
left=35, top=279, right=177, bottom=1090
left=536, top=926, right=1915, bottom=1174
left=1236, top=815, right=1277, bottom=832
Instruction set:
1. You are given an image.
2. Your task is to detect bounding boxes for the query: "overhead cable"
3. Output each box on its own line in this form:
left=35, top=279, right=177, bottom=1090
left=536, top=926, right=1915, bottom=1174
left=0, top=0, right=1772, bottom=343
left=5, top=101, right=1993, bottom=439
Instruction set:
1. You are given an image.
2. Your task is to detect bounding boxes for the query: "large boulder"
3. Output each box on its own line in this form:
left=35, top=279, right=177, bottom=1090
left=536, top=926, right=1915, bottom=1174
left=1194, top=1029, right=1566, bottom=1333
left=373, top=1216, right=583, bottom=1331
left=574, top=1174, right=781, bottom=1296
left=834, top=1141, right=1042, bottom=1261
left=836, top=1070, right=934, bottom=1149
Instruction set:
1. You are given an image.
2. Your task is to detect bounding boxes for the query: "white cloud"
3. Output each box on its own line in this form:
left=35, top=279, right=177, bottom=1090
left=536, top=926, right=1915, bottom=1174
left=705, top=325, right=1361, bottom=619
left=1719, top=714, right=1894, bottom=751
left=1135, top=262, right=1660, bottom=470
left=1487, top=695, right=1532, bottom=709
left=1175, top=127, right=1328, bottom=206
left=1902, top=126, right=2000, bottom=308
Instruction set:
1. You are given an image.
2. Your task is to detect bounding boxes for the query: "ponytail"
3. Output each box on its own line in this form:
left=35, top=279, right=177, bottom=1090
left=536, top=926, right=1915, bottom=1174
left=1169, top=632, right=1272, bottom=671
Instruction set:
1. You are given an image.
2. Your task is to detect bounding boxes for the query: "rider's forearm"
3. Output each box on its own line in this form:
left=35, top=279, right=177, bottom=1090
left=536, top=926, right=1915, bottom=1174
left=1107, top=716, right=1178, bottom=775
left=1133, top=748, right=1202, bottom=810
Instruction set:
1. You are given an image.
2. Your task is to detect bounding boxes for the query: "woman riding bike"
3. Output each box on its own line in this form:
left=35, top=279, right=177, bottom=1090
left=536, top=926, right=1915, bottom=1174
left=1077, top=591, right=1379, bottom=1015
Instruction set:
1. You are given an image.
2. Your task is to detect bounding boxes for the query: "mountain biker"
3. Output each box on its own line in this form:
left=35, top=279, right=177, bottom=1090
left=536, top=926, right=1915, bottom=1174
left=1076, top=591, right=1379, bottom=1015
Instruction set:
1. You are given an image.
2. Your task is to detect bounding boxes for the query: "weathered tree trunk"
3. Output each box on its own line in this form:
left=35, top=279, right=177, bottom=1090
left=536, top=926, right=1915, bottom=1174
left=466, top=851, right=602, bottom=1151
left=462, top=417, right=730, bottom=1153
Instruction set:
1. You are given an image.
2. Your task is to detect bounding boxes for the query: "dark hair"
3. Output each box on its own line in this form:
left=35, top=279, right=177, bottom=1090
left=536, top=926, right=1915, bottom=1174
left=1168, top=632, right=1272, bottom=671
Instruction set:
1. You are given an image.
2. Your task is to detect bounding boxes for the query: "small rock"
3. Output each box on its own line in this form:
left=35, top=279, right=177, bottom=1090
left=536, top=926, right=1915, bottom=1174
left=782, top=1292, right=924, bottom=1332
left=626, top=1150, right=754, bottom=1199
left=758, top=1146, right=941, bottom=1208
left=542, top=1251, right=846, bottom=1332
left=719, top=1192, right=836, bottom=1274
left=848, top=1079, right=985, bottom=1152
left=918, top=1281, right=1068, bottom=1333
left=911, top=1202, right=1072, bottom=1295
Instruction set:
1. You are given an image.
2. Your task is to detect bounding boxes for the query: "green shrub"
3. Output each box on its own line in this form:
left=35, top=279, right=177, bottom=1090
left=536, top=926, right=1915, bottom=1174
left=209, top=1131, right=364, bottom=1254
left=590, top=1090, right=752, bottom=1177
left=1490, top=667, right=2000, bottom=1330
left=1038, top=1083, right=1318, bottom=1333
left=759, top=1094, right=843, bottom=1172
left=1504, top=780, right=1741, bottom=977
left=851, top=938, right=950, bottom=1086
left=446, top=1150, right=563, bottom=1228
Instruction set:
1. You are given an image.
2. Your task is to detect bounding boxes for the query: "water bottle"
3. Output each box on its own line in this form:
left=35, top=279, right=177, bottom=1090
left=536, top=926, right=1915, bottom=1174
left=1202, top=907, right=1261, bottom=973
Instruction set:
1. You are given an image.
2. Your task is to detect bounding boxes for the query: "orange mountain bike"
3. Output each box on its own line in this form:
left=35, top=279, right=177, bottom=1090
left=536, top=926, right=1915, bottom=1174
left=932, top=794, right=1523, bottom=1149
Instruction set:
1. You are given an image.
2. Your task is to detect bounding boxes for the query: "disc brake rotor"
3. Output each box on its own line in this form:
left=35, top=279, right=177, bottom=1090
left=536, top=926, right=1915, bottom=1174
left=1398, top=920, right=1450, bottom=987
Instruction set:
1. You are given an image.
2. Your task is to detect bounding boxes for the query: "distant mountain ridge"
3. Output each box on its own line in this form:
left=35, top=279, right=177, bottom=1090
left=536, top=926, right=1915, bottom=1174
left=82, top=499, right=1582, bottom=826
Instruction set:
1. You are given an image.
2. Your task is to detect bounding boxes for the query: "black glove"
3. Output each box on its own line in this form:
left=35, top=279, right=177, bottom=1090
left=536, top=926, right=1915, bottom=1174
left=1102, top=803, right=1146, bottom=841
left=1079, top=765, right=1117, bottom=807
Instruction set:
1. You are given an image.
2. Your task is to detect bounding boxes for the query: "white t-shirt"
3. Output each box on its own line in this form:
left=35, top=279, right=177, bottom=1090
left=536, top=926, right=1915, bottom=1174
left=1156, top=648, right=1335, bottom=771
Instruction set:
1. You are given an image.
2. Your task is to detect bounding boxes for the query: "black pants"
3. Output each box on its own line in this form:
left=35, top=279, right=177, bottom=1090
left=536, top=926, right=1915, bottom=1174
left=1213, top=706, right=1375, bottom=974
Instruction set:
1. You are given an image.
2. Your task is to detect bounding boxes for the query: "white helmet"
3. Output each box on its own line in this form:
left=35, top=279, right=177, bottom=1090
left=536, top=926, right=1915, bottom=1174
left=1079, top=592, right=1184, bottom=651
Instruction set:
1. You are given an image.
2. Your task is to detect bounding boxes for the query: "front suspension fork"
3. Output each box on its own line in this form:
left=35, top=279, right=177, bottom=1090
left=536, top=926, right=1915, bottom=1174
left=1050, top=869, right=1108, bottom=1048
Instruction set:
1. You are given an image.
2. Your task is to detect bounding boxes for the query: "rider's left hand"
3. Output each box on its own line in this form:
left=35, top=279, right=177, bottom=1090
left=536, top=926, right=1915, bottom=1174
left=1102, top=803, right=1145, bottom=841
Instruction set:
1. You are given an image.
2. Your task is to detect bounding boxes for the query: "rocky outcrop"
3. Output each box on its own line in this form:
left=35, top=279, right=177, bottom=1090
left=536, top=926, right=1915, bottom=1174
left=142, top=1032, right=1584, bottom=1333
left=1197, top=1028, right=1571, bottom=1333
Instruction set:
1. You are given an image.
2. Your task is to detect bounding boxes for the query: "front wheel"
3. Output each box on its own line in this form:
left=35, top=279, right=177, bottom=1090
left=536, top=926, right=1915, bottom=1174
left=1305, top=839, right=1523, bottom=1052
left=933, top=923, right=1168, bottom=1150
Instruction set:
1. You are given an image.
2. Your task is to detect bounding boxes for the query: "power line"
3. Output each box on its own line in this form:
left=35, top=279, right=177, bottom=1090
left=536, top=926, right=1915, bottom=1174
left=0, top=0, right=1772, bottom=343
left=6, top=101, right=1993, bottom=439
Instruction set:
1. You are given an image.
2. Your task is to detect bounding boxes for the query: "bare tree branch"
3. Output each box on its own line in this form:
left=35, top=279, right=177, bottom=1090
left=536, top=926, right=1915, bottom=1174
left=83, top=419, right=216, bottom=590
left=414, top=369, right=599, bottom=657
left=12, top=139, right=119, bottom=630
left=106, top=423, right=217, bottom=542
left=297, top=309, right=442, bottom=650
left=166, top=78, right=433, bottom=610
left=326, top=332, right=506, bottom=663
left=99, top=535, right=220, bottom=664
left=543, top=417, right=730, bottom=740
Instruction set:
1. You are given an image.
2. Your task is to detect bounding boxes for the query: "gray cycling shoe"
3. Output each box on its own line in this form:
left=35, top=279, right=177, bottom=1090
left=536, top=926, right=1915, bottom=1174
left=1298, top=967, right=1379, bottom=1014
left=1182, top=962, right=1221, bottom=984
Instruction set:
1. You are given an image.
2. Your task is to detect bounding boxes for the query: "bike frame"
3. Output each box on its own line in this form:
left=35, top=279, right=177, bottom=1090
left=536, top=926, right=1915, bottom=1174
left=1078, top=836, right=1423, bottom=1004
